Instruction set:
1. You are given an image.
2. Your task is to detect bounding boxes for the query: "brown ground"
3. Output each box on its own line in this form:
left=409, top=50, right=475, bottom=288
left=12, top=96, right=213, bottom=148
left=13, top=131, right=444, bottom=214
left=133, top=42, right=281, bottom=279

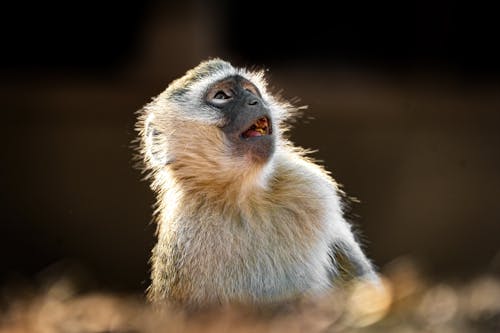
left=2, top=259, right=499, bottom=333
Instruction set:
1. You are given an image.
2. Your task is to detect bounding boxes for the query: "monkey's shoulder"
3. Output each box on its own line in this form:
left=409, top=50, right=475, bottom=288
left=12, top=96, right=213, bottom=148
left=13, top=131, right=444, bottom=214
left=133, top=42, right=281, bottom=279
left=269, top=151, right=340, bottom=202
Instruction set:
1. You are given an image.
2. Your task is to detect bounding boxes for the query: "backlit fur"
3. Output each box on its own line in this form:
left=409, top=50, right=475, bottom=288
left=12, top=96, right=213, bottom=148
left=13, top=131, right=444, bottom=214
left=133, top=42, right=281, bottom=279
left=136, top=59, right=377, bottom=308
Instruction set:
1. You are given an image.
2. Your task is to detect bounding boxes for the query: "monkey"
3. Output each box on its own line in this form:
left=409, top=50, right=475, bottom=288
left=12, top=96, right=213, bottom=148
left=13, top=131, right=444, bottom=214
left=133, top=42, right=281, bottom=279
left=136, top=58, right=378, bottom=309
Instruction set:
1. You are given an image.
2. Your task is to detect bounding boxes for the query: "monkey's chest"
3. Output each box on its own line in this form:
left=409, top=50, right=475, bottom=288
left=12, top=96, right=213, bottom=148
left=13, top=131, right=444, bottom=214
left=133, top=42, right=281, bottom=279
left=167, top=214, right=331, bottom=304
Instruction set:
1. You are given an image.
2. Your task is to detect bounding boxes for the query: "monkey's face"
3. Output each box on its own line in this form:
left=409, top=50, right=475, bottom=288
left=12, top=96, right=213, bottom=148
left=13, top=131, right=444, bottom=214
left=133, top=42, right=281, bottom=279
left=140, top=59, right=291, bottom=187
left=205, top=75, right=274, bottom=164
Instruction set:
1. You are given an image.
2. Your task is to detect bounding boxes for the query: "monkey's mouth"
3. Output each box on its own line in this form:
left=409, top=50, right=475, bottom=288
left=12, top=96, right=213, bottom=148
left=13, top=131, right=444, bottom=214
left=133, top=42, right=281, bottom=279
left=241, top=117, right=272, bottom=138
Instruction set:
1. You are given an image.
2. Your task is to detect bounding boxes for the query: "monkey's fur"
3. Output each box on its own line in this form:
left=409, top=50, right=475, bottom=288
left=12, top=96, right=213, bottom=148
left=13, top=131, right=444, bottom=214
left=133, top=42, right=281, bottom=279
left=136, top=59, right=378, bottom=308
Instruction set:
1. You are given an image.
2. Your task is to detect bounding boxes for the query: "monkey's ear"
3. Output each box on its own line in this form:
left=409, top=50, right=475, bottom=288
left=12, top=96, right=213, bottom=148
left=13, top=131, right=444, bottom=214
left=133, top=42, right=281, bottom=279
left=144, top=113, right=171, bottom=168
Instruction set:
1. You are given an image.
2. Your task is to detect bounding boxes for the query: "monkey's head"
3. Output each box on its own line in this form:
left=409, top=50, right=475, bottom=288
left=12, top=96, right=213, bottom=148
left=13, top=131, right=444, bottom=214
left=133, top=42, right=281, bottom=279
left=137, top=59, right=295, bottom=192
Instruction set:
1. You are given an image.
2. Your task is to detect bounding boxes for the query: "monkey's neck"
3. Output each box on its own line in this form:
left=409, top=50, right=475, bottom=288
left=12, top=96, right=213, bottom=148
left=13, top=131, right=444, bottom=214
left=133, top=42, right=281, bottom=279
left=165, top=156, right=275, bottom=205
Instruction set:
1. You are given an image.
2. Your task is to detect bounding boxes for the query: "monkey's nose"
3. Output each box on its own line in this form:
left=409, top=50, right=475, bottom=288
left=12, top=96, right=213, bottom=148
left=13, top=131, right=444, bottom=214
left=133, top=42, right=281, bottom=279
left=247, top=98, right=259, bottom=106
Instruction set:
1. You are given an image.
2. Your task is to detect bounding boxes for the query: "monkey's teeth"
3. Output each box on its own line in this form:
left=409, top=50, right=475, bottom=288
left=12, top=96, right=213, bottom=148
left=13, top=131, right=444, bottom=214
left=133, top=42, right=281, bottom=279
left=241, top=117, right=270, bottom=138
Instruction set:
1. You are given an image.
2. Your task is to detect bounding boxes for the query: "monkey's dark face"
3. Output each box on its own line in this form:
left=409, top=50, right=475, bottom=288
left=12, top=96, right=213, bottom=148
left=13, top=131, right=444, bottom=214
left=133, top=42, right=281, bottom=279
left=205, top=76, right=275, bottom=164
left=140, top=60, right=288, bottom=184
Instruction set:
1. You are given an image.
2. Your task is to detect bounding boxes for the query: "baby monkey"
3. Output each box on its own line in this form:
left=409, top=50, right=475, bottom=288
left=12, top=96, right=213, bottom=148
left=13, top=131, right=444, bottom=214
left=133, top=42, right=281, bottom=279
left=136, top=59, right=378, bottom=308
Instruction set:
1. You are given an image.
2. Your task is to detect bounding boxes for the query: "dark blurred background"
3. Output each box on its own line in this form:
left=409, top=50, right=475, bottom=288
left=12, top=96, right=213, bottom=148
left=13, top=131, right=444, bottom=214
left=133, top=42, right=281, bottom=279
left=1, top=1, right=499, bottom=293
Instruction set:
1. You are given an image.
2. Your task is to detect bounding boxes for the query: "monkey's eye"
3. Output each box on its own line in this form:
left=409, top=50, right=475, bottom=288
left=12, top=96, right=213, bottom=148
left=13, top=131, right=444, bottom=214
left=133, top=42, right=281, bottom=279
left=214, top=91, right=230, bottom=100
left=208, top=89, right=233, bottom=107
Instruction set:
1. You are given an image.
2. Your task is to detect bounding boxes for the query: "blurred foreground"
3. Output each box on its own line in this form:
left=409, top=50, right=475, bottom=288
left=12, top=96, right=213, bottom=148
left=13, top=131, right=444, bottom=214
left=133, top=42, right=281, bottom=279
left=1, top=259, right=499, bottom=333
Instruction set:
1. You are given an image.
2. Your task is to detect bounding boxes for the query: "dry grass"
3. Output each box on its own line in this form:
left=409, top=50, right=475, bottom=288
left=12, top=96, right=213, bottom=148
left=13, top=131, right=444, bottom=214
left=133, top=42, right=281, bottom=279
left=1, top=259, right=499, bottom=333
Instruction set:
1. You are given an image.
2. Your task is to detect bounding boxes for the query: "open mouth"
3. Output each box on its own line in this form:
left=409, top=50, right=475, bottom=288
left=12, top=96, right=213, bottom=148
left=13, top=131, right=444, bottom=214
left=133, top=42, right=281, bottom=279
left=241, top=117, right=272, bottom=138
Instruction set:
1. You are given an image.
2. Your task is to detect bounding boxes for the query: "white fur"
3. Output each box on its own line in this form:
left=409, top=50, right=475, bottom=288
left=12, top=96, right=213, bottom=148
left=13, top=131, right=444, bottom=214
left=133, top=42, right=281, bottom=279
left=139, top=59, right=378, bottom=306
